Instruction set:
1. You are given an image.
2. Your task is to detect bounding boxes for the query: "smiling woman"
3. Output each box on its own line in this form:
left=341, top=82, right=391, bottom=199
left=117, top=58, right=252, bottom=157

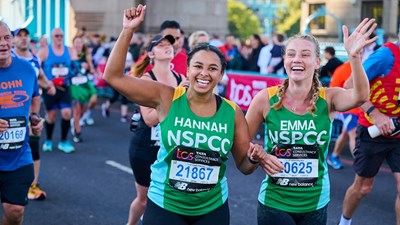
left=245, top=18, right=377, bottom=225
left=103, top=4, right=280, bottom=225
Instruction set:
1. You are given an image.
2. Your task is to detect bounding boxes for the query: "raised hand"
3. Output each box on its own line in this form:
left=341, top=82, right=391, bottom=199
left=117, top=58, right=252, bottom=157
left=343, top=18, right=378, bottom=59
left=122, top=4, right=146, bottom=31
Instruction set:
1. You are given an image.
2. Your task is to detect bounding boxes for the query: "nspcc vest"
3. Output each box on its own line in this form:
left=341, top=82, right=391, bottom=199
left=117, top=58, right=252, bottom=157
left=148, top=87, right=236, bottom=216
left=259, top=86, right=332, bottom=213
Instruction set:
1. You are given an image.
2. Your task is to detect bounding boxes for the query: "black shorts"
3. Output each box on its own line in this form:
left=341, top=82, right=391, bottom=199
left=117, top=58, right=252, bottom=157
left=129, top=146, right=160, bottom=187
left=0, top=164, right=34, bottom=206
left=257, top=202, right=327, bottom=225
left=143, top=199, right=230, bottom=225
left=353, top=126, right=400, bottom=177
left=129, top=121, right=161, bottom=186
left=42, top=86, right=72, bottom=111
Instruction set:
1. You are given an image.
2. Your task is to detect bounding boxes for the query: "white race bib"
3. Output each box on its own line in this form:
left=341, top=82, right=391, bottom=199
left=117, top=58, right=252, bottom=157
left=52, top=67, right=69, bottom=77
left=71, top=76, right=88, bottom=85
left=169, top=160, right=220, bottom=185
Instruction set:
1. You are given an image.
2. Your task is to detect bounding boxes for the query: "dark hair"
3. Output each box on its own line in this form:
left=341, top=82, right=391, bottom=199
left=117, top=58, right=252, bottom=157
left=324, top=46, right=335, bottom=56
left=252, top=34, right=262, bottom=44
left=275, top=33, right=285, bottom=43
left=187, top=44, right=227, bottom=73
left=160, top=20, right=181, bottom=32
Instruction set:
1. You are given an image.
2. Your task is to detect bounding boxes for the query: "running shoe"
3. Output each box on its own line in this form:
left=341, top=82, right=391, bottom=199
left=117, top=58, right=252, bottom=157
left=82, top=111, right=95, bottom=126
left=327, top=154, right=344, bottom=170
left=120, top=116, right=128, bottom=123
left=42, top=140, right=53, bottom=152
left=101, top=103, right=110, bottom=118
left=84, top=117, right=95, bottom=126
left=28, top=184, right=47, bottom=200
left=58, top=140, right=75, bottom=153
left=73, top=133, right=83, bottom=143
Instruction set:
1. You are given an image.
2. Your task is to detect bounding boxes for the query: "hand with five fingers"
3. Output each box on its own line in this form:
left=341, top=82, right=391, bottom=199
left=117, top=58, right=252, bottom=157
left=343, top=18, right=378, bottom=59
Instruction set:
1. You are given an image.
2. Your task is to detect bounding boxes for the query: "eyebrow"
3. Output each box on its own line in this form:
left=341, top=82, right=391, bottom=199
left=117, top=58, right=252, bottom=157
left=193, top=61, right=219, bottom=67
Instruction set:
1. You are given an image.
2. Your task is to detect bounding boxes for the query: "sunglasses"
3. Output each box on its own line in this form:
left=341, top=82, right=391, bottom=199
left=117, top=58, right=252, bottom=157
left=54, top=34, right=64, bottom=38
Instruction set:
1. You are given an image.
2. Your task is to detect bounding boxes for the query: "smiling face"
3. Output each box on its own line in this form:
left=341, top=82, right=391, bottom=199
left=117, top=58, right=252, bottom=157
left=284, top=37, right=320, bottom=82
left=0, top=23, right=13, bottom=66
left=187, top=49, right=224, bottom=95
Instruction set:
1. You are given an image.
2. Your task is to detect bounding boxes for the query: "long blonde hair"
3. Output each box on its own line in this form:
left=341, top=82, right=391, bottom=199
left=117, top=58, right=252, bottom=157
left=271, top=34, right=322, bottom=115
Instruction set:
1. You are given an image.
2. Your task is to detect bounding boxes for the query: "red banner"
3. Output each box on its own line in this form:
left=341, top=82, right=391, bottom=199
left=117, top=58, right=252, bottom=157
left=226, top=72, right=285, bottom=111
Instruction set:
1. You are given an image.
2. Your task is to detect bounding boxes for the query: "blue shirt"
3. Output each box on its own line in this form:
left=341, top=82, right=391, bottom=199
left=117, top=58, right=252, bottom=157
left=0, top=57, right=39, bottom=171
left=11, top=49, right=41, bottom=78
left=363, top=43, right=396, bottom=80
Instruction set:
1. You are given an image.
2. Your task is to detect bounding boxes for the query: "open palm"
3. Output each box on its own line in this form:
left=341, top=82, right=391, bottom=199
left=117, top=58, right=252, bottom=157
left=343, top=18, right=377, bottom=58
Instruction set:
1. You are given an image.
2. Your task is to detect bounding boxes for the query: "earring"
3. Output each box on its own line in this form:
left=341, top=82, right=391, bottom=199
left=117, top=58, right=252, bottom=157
left=150, top=58, right=154, bottom=64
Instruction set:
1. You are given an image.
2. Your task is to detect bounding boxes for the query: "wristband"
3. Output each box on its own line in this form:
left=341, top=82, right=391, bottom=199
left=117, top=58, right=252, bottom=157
left=248, top=156, right=260, bottom=165
left=30, top=112, right=40, bottom=117
left=366, top=105, right=376, bottom=117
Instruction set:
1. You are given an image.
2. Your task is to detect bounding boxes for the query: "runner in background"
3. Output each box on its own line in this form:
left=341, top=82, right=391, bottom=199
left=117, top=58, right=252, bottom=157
left=12, top=27, right=56, bottom=200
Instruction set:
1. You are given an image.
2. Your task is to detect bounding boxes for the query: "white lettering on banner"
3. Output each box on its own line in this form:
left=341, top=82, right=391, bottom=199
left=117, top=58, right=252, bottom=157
left=167, top=130, right=231, bottom=154
left=228, top=78, right=253, bottom=107
left=252, top=80, right=267, bottom=89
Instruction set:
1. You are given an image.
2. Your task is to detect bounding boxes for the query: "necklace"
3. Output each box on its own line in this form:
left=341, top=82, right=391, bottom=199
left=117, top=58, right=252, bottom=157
left=286, top=91, right=308, bottom=112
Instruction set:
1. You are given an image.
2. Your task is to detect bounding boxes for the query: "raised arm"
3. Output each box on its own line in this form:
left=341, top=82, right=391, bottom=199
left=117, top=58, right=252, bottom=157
left=103, top=4, right=174, bottom=114
left=329, top=18, right=377, bottom=112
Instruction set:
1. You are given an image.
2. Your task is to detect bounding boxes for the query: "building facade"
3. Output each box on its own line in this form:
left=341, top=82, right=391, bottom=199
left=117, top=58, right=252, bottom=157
left=301, top=0, right=399, bottom=42
left=0, top=0, right=228, bottom=44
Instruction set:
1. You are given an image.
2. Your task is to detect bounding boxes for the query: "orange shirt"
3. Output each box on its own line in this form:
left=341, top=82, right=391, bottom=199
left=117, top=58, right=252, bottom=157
left=329, top=61, right=362, bottom=115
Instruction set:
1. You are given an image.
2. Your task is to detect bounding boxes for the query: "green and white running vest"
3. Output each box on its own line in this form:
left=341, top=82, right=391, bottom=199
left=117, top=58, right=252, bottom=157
left=258, top=86, right=332, bottom=213
left=148, top=87, right=236, bottom=216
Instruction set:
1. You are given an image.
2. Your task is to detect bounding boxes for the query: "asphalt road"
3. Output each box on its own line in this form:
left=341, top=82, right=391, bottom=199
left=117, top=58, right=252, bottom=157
left=0, top=106, right=396, bottom=225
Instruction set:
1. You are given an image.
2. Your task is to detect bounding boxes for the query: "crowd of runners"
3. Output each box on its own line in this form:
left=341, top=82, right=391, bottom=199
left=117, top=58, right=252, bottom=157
left=0, top=3, right=399, bottom=225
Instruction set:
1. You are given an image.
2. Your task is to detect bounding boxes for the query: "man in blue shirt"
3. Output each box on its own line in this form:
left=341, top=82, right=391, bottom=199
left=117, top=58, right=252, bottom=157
left=0, top=21, right=43, bottom=225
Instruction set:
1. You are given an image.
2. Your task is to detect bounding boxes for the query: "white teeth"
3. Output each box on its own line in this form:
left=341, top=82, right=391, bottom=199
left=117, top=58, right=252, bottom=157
left=292, top=66, right=304, bottom=71
left=197, top=79, right=210, bottom=84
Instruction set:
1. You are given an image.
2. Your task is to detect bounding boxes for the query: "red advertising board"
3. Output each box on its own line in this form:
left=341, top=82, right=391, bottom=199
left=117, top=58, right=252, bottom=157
left=225, top=71, right=285, bottom=111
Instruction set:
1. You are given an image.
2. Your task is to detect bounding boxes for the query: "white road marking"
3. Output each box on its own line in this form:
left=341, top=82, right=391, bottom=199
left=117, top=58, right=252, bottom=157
left=105, top=160, right=133, bottom=175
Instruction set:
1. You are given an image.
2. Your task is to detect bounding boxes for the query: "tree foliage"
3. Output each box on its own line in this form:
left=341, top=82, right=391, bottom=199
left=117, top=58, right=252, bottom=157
left=227, top=0, right=263, bottom=40
left=273, top=0, right=301, bottom=37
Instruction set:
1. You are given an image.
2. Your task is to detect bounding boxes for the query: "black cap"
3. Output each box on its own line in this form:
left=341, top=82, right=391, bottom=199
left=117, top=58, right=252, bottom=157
left=13, top=28, right=29, bottom=36
left=147, top=34, right=175, bottom=52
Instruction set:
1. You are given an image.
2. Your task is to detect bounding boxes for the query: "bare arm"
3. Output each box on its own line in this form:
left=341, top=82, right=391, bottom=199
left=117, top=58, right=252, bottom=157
left=245, top=88, right=284, bottom=175
left=330, top=18, right=377, bottom=112
left=246, top=88, right=270, bottom=139
left=140, top=106, right=159, bottom=127
left=103, top=5, right=174, bottom=120
left=361, top=101, right=395, bottom=136
left=230, top=105, right=259, bottom=175
left=30, top=96, right=43, bottom=136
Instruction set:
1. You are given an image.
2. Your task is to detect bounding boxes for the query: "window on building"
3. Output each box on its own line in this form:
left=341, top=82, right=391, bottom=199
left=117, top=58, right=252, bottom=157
left=309, top=4, right=325, bottom=30
left=361, top=1, right=383, bottom=28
